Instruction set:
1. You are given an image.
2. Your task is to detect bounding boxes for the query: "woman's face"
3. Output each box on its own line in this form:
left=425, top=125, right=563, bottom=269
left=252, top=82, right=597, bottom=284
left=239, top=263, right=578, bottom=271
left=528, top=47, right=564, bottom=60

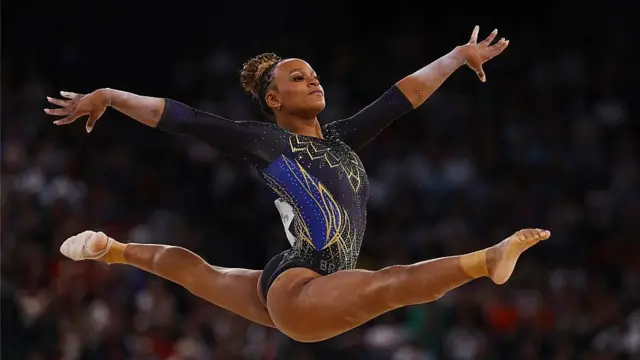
left=266, top=58, right=325, bottom=118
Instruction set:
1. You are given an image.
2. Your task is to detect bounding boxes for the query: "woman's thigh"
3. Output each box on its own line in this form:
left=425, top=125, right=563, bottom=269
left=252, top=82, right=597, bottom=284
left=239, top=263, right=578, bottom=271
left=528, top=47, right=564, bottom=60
left=266, top=266, right=403, bottom=342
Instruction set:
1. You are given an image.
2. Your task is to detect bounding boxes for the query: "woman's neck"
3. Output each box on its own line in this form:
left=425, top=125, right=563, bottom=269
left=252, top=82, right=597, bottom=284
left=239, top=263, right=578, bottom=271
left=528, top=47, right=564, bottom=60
left=277, top=115, right=323, bottom=139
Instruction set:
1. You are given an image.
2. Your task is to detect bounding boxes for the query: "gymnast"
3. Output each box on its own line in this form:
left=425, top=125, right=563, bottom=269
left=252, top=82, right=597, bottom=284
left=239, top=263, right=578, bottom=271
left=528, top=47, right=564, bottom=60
left=46, top=26, right=550, bottom=342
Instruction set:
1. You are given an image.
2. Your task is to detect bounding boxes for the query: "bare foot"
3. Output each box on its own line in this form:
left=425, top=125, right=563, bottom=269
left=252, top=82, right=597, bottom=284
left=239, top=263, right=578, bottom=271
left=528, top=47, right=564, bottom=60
left=60, top=230, right=111, bottom=261
left=486, top=228, right=551, bottom=285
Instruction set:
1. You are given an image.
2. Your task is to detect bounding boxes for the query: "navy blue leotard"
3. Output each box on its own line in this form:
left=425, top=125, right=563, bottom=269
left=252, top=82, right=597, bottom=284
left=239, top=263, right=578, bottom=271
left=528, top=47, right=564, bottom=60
left=158, top=85, right=413, bottom=294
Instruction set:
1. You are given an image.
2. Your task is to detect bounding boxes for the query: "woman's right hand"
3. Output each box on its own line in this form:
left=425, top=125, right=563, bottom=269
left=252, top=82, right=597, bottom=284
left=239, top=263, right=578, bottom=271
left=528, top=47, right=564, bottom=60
left=45, top=89, right=111, bottom=133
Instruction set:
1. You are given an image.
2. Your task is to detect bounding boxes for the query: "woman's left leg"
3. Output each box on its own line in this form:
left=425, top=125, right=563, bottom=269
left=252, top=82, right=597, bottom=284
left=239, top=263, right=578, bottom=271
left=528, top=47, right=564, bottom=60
left=266, top=228, right=550, bottom=342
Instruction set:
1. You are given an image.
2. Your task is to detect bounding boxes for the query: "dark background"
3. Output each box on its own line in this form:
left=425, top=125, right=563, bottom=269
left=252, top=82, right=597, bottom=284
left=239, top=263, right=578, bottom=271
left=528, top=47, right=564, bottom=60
left=2, top=1, right=639, bottom=359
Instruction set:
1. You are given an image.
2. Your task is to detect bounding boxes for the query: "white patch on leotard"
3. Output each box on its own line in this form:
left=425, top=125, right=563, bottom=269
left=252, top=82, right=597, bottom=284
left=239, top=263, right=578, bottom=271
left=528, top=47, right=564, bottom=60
left=274, top=198, right=296, bottom=247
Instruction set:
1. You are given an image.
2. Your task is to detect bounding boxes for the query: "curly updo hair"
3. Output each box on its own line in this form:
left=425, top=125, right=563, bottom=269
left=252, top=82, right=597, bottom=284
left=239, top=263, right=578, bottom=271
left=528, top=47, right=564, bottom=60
left=240, top=52, right=283, bottom=116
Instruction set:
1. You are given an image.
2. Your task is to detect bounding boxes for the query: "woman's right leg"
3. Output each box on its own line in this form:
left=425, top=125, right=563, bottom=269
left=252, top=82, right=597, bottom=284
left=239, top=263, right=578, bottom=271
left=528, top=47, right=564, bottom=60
left=60, top=231, right=274, bottom=328
left=267, top=228, right=550, bottom=342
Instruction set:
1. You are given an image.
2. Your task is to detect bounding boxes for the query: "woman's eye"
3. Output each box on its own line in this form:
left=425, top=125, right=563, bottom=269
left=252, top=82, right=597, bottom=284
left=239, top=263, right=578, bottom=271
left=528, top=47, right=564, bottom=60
left=293, top=75, right=304, bottom=81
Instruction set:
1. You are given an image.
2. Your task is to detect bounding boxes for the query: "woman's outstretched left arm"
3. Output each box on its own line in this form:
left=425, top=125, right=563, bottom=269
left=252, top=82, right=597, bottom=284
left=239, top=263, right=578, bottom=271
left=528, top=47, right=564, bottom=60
left=323, top=26, right=509, bottom=151
left=397, top=26, right=508, bottom=108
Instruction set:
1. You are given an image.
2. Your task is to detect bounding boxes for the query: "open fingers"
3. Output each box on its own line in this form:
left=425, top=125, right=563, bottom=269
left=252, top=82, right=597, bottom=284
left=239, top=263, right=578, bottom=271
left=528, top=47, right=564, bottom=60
left=85, top=108, right=106, bottom=133
left=469, top=25, right=479, bottom=44
left=53, top=112, right=85, bottom=125
left=490, top=38, right=509, bottom=50
left=60, top=91, right=81, bottom=100
left=47, top=96, right=71, bottom=107
left=487, top=38, right=509, bottom=59
left=480, top=29, right=498, bottom=47
left=44, top=108, right=72, bottom=116
left=476, top=67, right=486, bottom=83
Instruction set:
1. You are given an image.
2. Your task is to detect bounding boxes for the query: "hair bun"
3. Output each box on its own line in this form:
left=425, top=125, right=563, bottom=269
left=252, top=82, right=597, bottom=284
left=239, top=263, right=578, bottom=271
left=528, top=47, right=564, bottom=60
left=240, top=53, right=282, bottom=96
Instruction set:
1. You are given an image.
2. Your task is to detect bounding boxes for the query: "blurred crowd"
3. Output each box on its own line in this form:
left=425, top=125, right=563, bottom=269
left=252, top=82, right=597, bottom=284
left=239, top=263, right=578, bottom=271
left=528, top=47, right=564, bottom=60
left=2, top=7, right=639, bottom=360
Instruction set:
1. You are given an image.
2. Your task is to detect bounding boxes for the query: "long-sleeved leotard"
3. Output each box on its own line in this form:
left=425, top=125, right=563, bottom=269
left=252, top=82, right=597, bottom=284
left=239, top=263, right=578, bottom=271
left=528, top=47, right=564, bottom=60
left=158, top=85, right=413, bottom=275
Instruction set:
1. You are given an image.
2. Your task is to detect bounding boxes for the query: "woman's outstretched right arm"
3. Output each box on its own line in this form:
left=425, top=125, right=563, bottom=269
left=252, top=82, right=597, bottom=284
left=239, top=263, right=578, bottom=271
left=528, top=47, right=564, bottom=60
left=45, top=88, right=164, bottom=129
left=102, top=88, right=166, bottom=128
left=45, top=88, right=286, bottom=164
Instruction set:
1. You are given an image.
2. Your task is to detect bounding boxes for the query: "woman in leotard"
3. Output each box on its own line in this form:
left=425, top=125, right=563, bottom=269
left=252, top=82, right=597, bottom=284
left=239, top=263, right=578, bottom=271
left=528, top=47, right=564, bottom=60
left=47, top=26, right=550, bottom=342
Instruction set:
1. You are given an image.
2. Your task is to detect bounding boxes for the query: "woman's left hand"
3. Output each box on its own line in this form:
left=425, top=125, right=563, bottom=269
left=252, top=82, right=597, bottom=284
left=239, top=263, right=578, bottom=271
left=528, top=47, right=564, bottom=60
left=459, top=26, right=509, bottom=83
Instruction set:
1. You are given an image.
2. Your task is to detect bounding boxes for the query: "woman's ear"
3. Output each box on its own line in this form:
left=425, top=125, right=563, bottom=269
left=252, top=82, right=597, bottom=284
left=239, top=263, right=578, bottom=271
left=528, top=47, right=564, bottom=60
left=265, top=90, right=281, bottom=110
